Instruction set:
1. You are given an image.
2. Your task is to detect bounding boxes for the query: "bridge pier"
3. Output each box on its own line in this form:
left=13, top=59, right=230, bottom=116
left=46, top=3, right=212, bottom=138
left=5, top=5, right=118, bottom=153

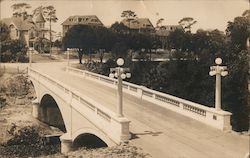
left=32, top=99, right=39, bottom=119
left=60, top=134, right=73, bottom=153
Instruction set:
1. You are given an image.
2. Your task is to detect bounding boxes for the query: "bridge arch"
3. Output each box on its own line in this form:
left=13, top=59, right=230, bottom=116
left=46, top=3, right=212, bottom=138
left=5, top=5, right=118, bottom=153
left=39, top=94, right=67, bottom=132
left=72, top=128, right=115, bottom=148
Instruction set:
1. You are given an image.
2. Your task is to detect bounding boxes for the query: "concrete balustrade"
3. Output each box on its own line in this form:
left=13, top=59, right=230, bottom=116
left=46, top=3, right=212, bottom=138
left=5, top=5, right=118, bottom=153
left=28, top=67, right=131, bottom=153
left=67, top=66, right=232, bottom=131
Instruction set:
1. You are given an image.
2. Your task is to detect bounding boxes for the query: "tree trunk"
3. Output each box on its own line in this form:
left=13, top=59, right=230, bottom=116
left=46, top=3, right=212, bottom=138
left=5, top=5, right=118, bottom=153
left=149, top=49, right=152, bottom=61
left=99, top=50, right=104, bottom=63
left=49, top=18, right=52, bottom=57
left=78, top=50, right=83, bottom=64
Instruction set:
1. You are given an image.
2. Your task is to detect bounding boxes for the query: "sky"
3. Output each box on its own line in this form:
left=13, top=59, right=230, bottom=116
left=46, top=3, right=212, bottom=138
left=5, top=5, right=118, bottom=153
left=0, top=0, right=249, bottom=33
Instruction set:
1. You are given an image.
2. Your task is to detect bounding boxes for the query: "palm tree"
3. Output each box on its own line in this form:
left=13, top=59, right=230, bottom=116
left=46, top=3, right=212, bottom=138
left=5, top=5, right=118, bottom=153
left=156, top=18, right=164, bottom=29
left=178, top=17, right=197, bottom=32
left=121, top=10, right=137, bottom=29
left=11, top=3, right=31, bottom=19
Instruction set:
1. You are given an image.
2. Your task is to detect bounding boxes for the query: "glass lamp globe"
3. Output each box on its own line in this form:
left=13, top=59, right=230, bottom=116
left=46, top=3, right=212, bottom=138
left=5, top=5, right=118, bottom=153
left=215, top=58, right=222, bottom=65
left=209, top=71, right=216, bottom=76
left=221, top=71, right=228, bottom=76
left=117, top=58, right=124, bottom=66
left=126, top=73, right=131, bottom=78
left=109, top=73, right=114, bottom=78
left=121, top=73, right=126, bottom=79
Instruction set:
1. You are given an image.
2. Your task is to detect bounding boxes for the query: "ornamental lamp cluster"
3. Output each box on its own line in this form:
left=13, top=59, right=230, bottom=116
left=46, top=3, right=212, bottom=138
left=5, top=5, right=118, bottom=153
left=209, top=58, right=228, bottom=77
left=109, top=58, right=131, bottom=80
left=109, top=58, right=131, bottom=117
left=209, top=57, right=228, bottom=111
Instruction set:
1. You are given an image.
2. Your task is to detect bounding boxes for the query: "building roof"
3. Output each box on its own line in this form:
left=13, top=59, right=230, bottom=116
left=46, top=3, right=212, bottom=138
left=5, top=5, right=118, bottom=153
left=1, top=17, right=36, bottom=31
left=35, top=12, right=46, bottom=23
left=61, top=15, right=103, bottom=26
left=155, top=25, right=183, bottom=36
left=121, top=18, right=154, bottom=30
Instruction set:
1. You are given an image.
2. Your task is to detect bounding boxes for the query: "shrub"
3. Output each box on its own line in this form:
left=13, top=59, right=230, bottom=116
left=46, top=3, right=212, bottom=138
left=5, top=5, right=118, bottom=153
left=0, top=126, right=60, bottom=157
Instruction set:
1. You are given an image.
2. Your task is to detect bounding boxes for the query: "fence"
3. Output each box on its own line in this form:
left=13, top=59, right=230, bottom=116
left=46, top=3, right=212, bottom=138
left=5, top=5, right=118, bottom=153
left=0, top=63, right=28, bottom=74
left=67, top=66, right=232, bottom=131
left=28, top=67, right=130, bottom=144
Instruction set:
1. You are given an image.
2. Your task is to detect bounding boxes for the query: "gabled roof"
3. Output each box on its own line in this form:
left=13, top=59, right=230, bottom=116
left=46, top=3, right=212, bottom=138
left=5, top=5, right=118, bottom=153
left=156, top=25, right=183, bottom=36
left=35, top=12, right=46, bottom=23
left=1, top=17, right=36, bottom=31
left=121, top=18, right=154, bottom=30
left=61, top=15, right=103, bottom=26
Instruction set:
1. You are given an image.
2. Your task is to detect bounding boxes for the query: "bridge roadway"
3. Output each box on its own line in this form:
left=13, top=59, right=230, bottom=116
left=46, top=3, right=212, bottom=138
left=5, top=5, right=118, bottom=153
left=32, top=62, right=248, bottom=158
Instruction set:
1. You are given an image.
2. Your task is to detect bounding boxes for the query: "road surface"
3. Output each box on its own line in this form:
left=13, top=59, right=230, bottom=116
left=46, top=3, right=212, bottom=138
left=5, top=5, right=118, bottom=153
left=32, top=62, right=249, bottom=158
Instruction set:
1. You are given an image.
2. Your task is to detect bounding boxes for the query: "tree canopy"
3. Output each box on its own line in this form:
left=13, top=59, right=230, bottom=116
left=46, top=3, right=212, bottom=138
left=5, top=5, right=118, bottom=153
left=11, top=3, right=31, bottom=19
left=62, top=25, right=116, bottom=63
left=178, top=17, right=197, bottom=32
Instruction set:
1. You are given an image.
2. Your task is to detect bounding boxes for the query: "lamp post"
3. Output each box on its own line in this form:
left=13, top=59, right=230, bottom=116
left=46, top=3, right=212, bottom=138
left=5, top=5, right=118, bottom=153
left=29, top=47, right=34, bottom=67
left=67, top=48, right=70, bottom=67
left=209, top=58, right=228, bottom=111
left=109, top=58, right=131, bottom=117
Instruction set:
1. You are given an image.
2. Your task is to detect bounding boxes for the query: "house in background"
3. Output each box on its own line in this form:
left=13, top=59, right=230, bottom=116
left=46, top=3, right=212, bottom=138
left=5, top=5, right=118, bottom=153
left=61, top=15, right=104, bottom=36
left=121, top=18, right=155, bottom=33
left=155, top=25, right=183, bottom=37
left=1, top=12, right=50, bottom=47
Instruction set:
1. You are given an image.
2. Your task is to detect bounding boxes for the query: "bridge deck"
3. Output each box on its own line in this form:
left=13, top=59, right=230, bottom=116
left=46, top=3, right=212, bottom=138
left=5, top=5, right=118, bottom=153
left=32, top=63, right=249, bottom=158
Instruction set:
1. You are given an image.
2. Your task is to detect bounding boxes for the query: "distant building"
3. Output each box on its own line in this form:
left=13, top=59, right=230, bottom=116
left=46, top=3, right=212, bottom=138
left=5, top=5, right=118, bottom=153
left=1, top=13, right=50, bottom=47
left=155, top=25, right=183, bottom=37
left=121, top=18, right=155, bottom=33
left=61, top=15, right=104, bottom=36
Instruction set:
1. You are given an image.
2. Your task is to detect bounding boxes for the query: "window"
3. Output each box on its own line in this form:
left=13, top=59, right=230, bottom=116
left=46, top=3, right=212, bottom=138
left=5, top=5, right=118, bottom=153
left=16, top=29, right=19, bottom=37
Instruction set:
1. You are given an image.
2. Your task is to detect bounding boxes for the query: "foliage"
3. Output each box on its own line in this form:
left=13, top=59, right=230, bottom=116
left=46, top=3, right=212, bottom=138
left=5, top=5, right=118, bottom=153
left=33, top=5, right=58, bottom=23
left=53, top=39, right=62, bottom=48
left=226, top=16, right=250, bottom=51
left=63, top=25, right=116, bottom=64
left=178, top=17, right=197, bottom=32
left=34, top=37, right=51, bottom=53
left=1, top=39, right=28, bottom=62
left=156, top=18, right=164, bottom=28
left=4, top=74, right=30, bottom=97
left=11, top=3, right=31, bottom=19
left=167, top=29, right=192, bottom=52
left=0, top=22, right=10, bottom=42
left=121, top=10, right=137, bottom=19
left=0, top=126, right=59, bottom=157
left=110, top=22, right=130, bottom=34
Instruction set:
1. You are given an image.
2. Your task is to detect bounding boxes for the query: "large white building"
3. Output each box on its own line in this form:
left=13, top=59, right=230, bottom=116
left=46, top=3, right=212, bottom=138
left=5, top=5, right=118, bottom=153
left=61, top=15, right=104, bottom=37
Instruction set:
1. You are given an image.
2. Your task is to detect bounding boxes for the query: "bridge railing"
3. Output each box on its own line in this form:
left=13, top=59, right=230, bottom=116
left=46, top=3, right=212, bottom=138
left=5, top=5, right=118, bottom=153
left=67, top=66, right=232, bottom=131
left=28, top=67, right=130, bottom=144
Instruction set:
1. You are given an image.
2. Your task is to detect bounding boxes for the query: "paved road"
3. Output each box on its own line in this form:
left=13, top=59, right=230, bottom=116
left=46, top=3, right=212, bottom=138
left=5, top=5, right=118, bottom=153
left=32, top=62, right=249, bottom=158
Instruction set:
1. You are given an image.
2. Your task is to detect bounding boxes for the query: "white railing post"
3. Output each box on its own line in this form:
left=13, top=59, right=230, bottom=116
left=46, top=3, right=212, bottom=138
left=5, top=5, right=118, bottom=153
left=52, top=66, right=232, bottom=131
left=137, top=86, right=144, bottom=99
